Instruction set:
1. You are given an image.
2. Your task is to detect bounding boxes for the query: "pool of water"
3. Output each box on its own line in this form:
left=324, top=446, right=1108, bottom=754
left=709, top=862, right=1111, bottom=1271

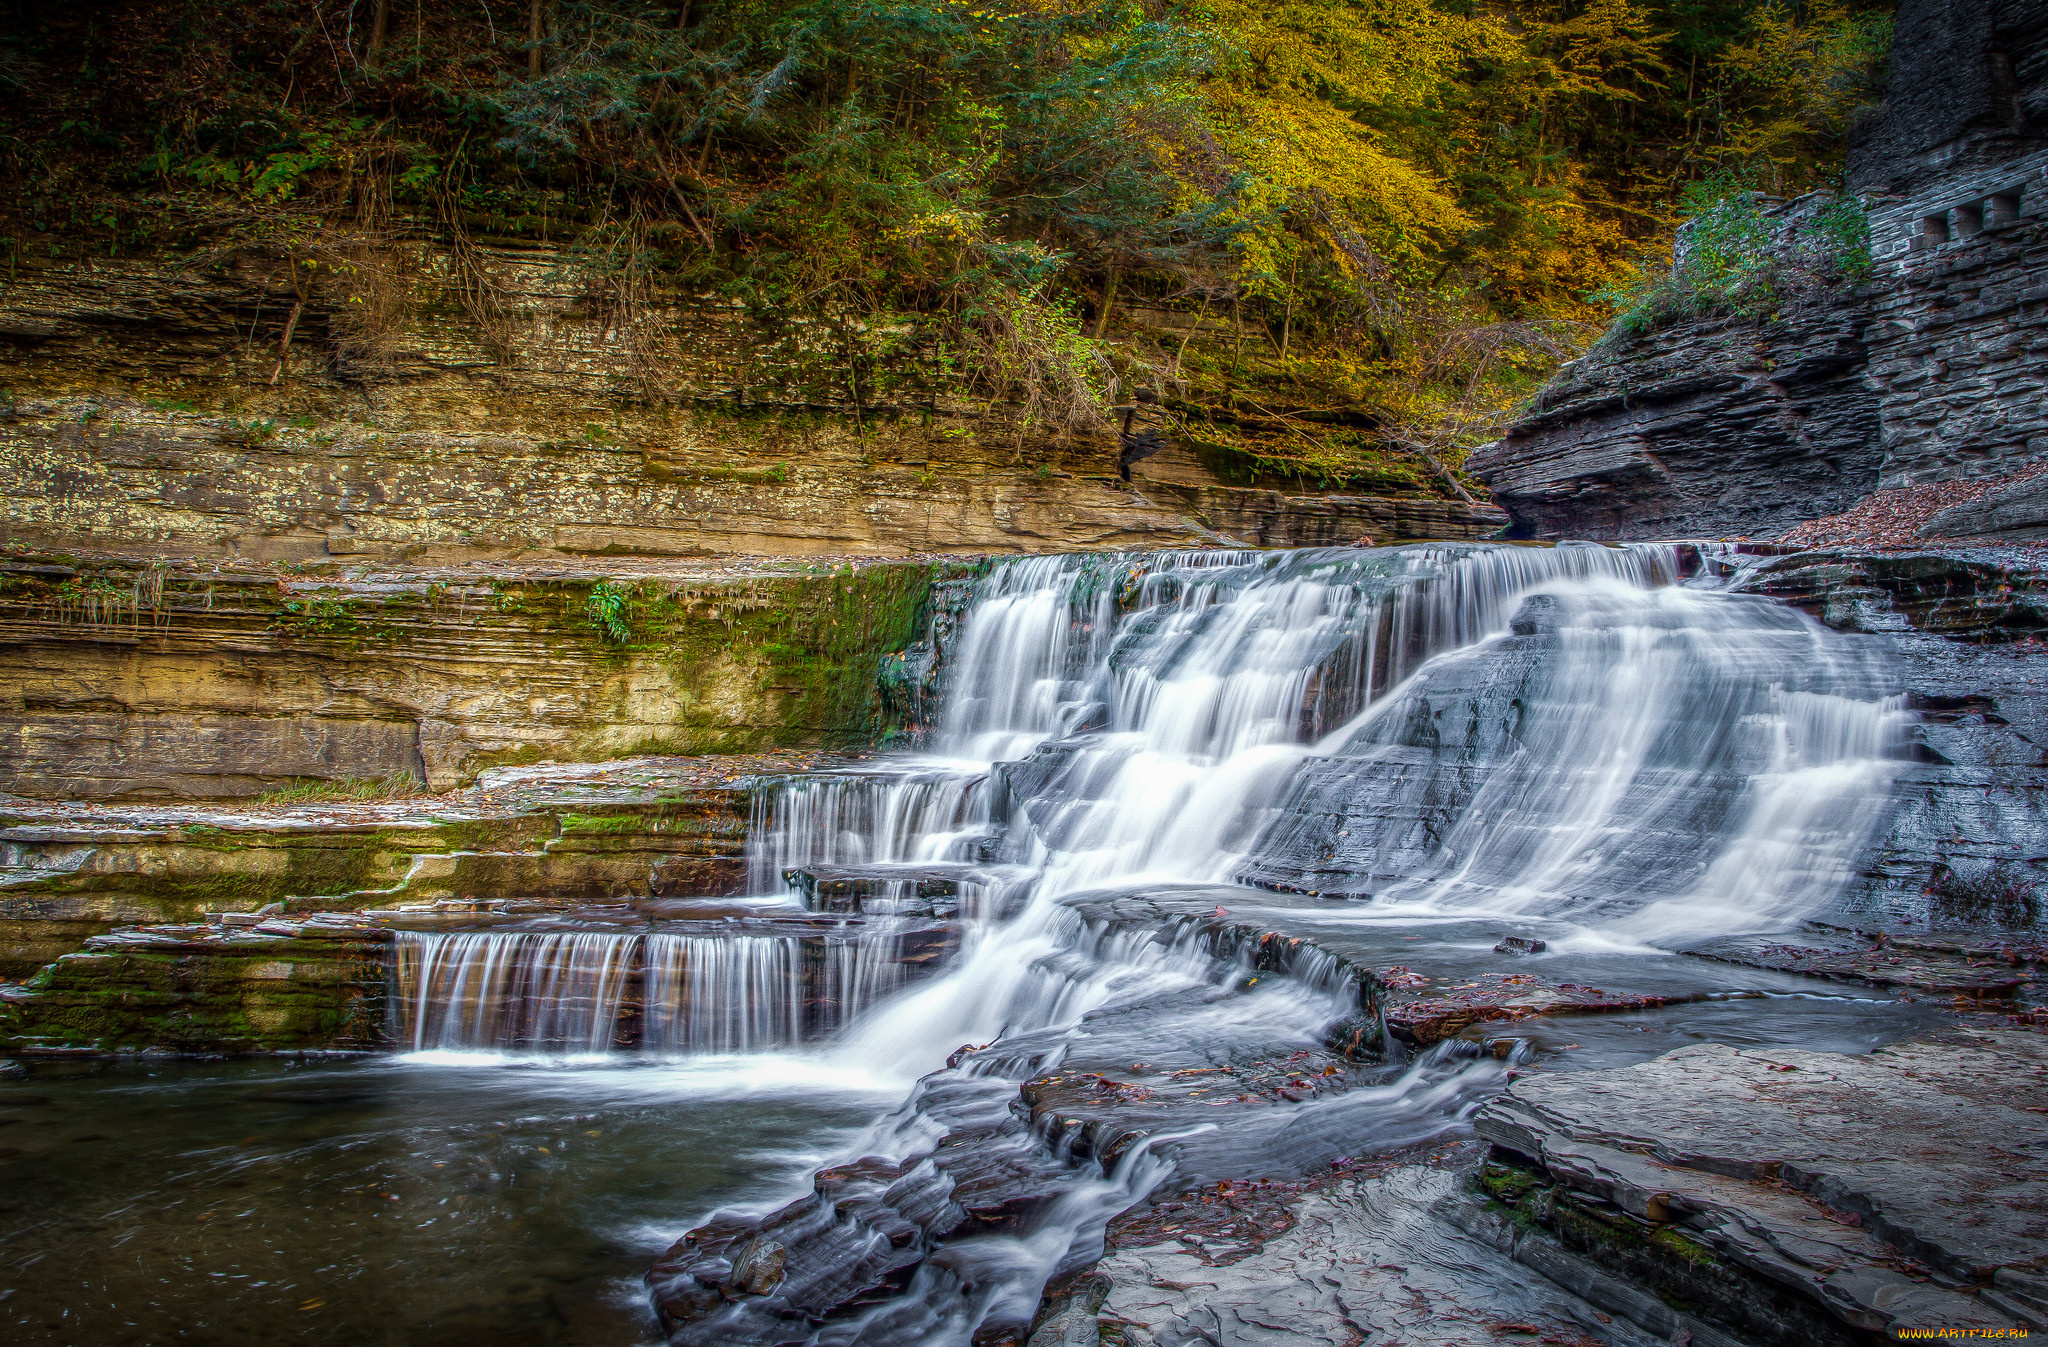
left=0, top=1054, right=897, bottom=1346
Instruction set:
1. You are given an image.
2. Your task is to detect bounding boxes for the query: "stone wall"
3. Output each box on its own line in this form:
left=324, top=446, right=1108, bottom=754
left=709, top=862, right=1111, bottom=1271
left=1862, top=149, right=2048, bottom=486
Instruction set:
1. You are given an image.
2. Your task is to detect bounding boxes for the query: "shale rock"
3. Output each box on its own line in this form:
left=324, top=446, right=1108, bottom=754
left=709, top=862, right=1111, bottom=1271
left=1725, top=548, right=2048, bottom=934
left=0, top=552, right=947, bottom=799
left=1474, top=1030, right=2048, bottom=1339
left=0, top=243, right=1491, bottom=563
left=1466, top=298, right=1881, bottom=541
left=1093, top=1160, right=1665, bottom=1347
left=1921, top=472, right=2048, bottom=540
left=0, top=914, right=391, bottom=1055
left=1470, top=0, right=2048, bottom=540
left=1685, top=923, right=2045, bottom=999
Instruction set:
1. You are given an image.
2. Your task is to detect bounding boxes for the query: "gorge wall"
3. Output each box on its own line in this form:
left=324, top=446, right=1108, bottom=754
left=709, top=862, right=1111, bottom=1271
left=1470, top=0, right=2048, bottom=541
left=0, top=553, right=955, bottom=800
left=0, top=243, right=1500, bottom=564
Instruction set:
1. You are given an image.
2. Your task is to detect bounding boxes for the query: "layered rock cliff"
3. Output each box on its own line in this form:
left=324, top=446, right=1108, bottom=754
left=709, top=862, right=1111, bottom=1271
left=0, top=243, right=1500, bottom=563
left=0, top=552, right=950, bottom=799
left=1470, top=0, right=2048, bottom=541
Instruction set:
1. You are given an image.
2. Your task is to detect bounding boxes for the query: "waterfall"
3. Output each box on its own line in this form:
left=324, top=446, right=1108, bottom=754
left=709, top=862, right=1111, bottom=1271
left=394, top=932, right=638, bottom=1053
left=640, top=935, right=806, bottom=1054
left=394, top=928, right=913, bottom=1055
left=1241, top=576, right=1908, bottom=944
left=745, top=769, right=990, bottom=892
left=373, top=541, right=1924, bottom=1347
left=397, top=542, right=1901, bottom=1072
left=750, top=541, right=1907, bottom=1074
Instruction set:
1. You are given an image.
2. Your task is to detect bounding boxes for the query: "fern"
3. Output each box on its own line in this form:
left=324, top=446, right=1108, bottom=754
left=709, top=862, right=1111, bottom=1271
left=586, top=581, right=634, bottom=645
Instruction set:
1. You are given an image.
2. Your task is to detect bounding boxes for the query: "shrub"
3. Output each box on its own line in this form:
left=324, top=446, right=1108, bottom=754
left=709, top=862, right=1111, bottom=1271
left=1596, top=174, right=1872, bottom=340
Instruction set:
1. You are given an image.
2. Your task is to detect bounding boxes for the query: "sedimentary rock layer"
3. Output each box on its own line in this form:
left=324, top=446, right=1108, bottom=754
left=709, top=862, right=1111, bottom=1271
left=1468, top=0, right=2048, bottom=539
left=0, top=245, right=1495, bottom=559
left=0, top=552, right=945, bottom=799
left=1473, top=1030, right=2048, bottom=1340
left=0, top=756, right=775, bottom=978
left=1465, top=298, right=1880, bottom=541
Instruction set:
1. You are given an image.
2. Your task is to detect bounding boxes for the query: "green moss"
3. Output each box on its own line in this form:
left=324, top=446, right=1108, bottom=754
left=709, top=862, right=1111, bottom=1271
left=1649, top=1227, right=1718, bottom=1268
left=1479, top=1160, right=1545, bottom=1205
left=559, top=813, right=647, bottom=835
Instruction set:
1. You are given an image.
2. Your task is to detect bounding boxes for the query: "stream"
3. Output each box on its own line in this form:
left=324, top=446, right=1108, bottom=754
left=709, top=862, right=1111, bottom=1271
left=2, top=543, right=1954, bottom=1344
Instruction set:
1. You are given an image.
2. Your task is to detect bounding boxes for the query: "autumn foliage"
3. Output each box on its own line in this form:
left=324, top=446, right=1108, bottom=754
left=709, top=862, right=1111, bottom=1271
left=0, top=0, right=1890, bottom=488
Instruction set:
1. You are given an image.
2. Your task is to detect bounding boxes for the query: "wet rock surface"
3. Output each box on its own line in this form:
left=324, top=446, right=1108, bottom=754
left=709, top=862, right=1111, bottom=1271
left=1473, top=1029, right=2048, bottom=1341
left=0, top=753, right=816, bottom=979
left=787, top=863, right=979, bottom=918
left=1086, top=1151, right=1656, bottom=1347
left=0, top=912, right=392, bottom=1055
left=1723, top=548, right=2048, bottom=937
left=1686, top=922, right=2046, bottom=1000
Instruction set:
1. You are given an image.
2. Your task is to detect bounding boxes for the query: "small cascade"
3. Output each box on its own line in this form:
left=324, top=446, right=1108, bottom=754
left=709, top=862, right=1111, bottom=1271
left=820, top=934, right=911, bottom=1031
left=641, top=935, right=805, bottom=1054
left=394, top=926, right=923, bottom=1056
left=395, top=932, right=637, bottom=1053
left=746, top=769, right=991, bottom=892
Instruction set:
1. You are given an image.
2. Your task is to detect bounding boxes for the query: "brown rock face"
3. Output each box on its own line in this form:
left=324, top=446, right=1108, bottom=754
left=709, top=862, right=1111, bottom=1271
left=0, top=242, right=1492, bottom=561
left=0, top=758, right=771, bottom=977
left=0, top=554, right=946, bottom=799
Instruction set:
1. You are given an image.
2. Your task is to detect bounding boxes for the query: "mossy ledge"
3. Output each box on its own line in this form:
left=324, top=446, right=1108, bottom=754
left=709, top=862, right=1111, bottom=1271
left=0, top=552, right=966, bottom=799
left=0, top=756, right=811, bottom=979
left=0, top=916, right=392, bottom=1057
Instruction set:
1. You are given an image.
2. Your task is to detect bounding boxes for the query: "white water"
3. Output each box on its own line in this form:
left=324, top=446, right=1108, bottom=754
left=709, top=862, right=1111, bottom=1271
left=394, top=929, right=908, bottom=1055
left=747, top=541, right=1901, bottom=1071
left=400, top=542, right=1902, bottom=1067
left=392, top=542, right=1913, bottom=1346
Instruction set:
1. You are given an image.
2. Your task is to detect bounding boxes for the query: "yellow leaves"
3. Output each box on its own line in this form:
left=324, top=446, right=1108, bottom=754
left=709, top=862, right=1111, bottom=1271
left=1528, top=0, right=1671, bottom=103
left=1162, top=0, right=1498, bottom=296
left=1715, top=0, right=1891, bottom=178
left=1215, top=92, right=1473, bottom=247
left=889, top=205, right=994, bottom=247
left=1193, top=0, right=1503, bottom=108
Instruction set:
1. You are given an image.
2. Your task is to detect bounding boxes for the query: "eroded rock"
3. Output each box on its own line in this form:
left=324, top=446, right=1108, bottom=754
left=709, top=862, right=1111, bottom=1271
left=1472, top=1030, right=2048, bottom=1338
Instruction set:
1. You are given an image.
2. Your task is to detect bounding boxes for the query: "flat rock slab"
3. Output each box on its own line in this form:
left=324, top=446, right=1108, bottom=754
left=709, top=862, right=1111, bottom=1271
left=1475, top=1029, right=2048, bottom=1336
left=1384, top=973, right=1697, bottom=1047
left=1091, top=1161, right=1659, bottom=1347
left=785, top=863, right=977, bottom=916
left=1056, top=884, right=1794, bottom=1051
left=1686, top=923, right=2045, bottom=998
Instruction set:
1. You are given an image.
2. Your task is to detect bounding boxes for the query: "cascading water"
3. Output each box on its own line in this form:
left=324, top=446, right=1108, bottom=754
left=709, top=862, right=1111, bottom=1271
left=645, top=540, right=1916, bottom=1346
left=384, top=542, right=1918, bottom=1346
left=396, top=931, right=639, bottom=1053
left=394, top=928, right=913, bottom=1055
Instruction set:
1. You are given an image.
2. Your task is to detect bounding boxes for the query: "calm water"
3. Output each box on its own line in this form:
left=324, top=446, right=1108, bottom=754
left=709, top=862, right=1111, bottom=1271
left=0, top=1054, right=894, bottom=1346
